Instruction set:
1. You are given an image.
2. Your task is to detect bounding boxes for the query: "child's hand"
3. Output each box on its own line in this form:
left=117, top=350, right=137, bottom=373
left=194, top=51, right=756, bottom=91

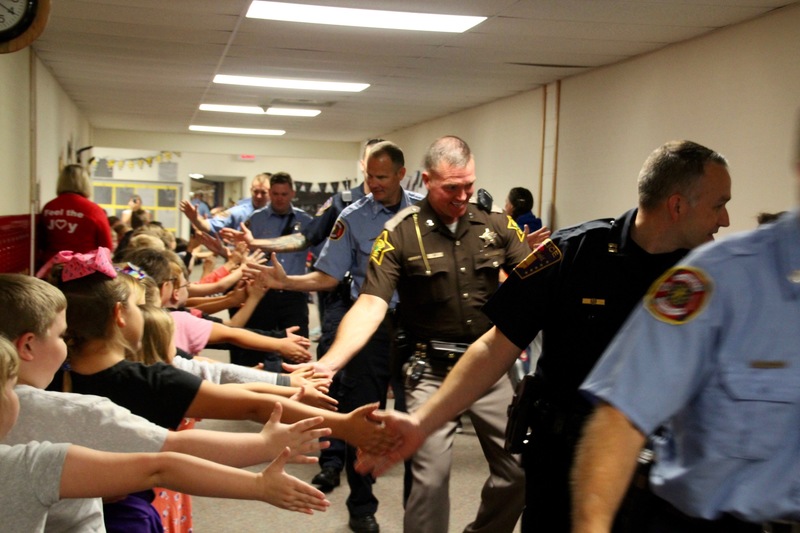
left=257, top=447, right=330, bottom=514
left=291, top=383, right=338, bottom=411
left=276, top=326, right=312, bottom=363
left=289, top=372, right=331, bottom=393
left=342, top=403, right=398, bottom=454
left=259, top=403, right=332, bottom=460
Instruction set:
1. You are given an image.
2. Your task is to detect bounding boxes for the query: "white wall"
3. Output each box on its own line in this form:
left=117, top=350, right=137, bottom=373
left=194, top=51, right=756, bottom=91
left=385, top=90, right=545, bottom=210
left=0, top=49, right=32, bottom=216
left=34, top=59, right=92, bottom=209
left=555, top=2, right=800, bottom=233
left=387, top=4, right=800, bottom=235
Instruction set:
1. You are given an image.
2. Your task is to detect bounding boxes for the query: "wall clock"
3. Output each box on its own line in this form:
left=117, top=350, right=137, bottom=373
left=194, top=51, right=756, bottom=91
left=0, top=0, right=50, bottom=54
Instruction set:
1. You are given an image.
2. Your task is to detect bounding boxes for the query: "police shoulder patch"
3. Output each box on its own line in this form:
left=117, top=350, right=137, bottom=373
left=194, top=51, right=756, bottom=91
left=315, top=196, right=334, bottom=216
left=370, top=229, right=395, bottom=266
left=513, top=239, right=562, bottom=279
left=645, top=266, right=711, bottom=324
left=506, top=216, right=525, bottom=242
left=329, top=219, right=345, bottom=240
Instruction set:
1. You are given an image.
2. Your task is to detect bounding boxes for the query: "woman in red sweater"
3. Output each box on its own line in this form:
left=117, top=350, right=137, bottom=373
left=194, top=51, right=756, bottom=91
left=39, top=164, right=113, bottom=267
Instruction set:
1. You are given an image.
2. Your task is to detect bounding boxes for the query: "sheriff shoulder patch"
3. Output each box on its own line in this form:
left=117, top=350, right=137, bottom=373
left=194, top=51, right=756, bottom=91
left=329, top=220, right=345, bottom=240
left=507, top=216, right=525, bottom=242
left=645, top=267, right=711, bottom=324
left=370, top=230, right=395, bottom=266
left=315, top=196, right=333, bottom=216
left=513, top=239, right=562, bottom=279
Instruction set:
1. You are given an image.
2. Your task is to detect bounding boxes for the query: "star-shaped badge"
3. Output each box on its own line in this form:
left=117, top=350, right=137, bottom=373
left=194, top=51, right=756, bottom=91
left=479, top=228, right=497, bottom=245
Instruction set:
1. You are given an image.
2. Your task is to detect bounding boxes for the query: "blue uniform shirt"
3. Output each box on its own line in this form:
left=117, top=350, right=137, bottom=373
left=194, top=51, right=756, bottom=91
left=582, top=211, right=800, bottom=523
left=247, top=205, right=313, bottom=276
left=207, top=199, right=257, bottom=235
left=303, top=184, right=367, bottom=247
left=314, top=189, right=424, bottom=305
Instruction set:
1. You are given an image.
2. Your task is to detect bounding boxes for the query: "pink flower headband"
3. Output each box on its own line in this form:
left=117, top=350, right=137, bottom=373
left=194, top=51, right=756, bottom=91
left=36, top=247, right=117, bottom=281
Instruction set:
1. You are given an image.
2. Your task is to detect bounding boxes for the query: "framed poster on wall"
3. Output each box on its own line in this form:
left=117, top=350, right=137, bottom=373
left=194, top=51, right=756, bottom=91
left=93, top=180, right=183, bottom=235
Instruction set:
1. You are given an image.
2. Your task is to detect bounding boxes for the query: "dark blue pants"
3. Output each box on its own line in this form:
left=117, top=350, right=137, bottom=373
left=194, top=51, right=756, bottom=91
left=338, top=315, right=403, bottom=518
left=229, top=290, right=308, bottom=372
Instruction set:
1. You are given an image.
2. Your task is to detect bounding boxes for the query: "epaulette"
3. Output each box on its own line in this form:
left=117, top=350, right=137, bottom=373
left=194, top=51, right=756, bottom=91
left=555, top=217, right=615, bottom=239
left=468, top=197, right=503, bottom=213
left=385, top=205, right=420, bottom=231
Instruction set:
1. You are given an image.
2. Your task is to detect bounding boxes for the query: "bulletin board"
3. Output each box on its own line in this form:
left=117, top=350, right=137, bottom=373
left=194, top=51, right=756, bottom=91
left=93, top=180, right=183, bottom=235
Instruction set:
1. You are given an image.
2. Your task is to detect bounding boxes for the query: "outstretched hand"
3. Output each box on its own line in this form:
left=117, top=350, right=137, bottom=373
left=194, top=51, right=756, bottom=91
left=524, top=225, right=552, bottom=250
left=283, top=360, right=335, bottom=381
left=257, top=447, right=331, bottom=514
left=259, top=402, right=332, bottom=462
left=341, top=403, right=400, bottom=454
left=355, top=410, right=426, bottom=477
left=288, top=383, right=338, bottom=412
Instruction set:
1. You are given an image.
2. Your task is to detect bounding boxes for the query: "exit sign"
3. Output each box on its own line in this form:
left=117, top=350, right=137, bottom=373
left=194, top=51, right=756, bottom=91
left=239, top=154, right=256, bottom=161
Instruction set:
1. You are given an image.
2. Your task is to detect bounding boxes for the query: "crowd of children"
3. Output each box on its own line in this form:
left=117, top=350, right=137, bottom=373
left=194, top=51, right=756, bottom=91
left=0, top=230, right=394, bottom=531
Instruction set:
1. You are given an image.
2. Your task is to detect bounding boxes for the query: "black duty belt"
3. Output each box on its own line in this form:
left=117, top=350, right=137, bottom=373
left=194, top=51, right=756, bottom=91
left=404, top=339, right=471, bottom=385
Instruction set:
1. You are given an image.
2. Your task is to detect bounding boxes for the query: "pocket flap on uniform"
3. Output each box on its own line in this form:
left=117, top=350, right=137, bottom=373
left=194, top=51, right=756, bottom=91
left=720, top=369, right=800, bottom=403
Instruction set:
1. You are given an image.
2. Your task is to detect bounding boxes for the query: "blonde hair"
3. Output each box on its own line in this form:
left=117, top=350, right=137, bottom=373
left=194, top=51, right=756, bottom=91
left=134, top=305, right=175, bottom=365
left=56, top=164, right=92, bottom=197
left=0, top=336, right=19, bottom=412
left=127, top=233, right=166, bottom=253
left=0, top=274, right=67, bottom=339
left=139, top=276, right=161, bottom=306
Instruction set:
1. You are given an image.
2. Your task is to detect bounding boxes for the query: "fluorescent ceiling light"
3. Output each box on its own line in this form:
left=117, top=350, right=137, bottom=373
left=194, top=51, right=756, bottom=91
left=189, top=125, right=286, bottom=136
left=214, top=74, right=368, bottom=93
left=247, top=1, right=486, bottom=33
left=189, top=173, right=205, bottom=179
left=199, top=104, right=321, bottom=117
left=200, top=104, right=265, bottom=115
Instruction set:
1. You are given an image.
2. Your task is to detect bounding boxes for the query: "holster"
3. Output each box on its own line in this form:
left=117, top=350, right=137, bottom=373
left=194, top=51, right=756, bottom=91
left=505, top=374, right=563, bottom=453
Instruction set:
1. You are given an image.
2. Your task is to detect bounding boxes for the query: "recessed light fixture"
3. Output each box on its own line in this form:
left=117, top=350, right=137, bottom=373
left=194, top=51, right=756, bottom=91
left=189, top=173, right=205, bottom=179
left=199, top=104, right=321, bottom=117
left=199, top=104, right=265, bottom=115
left=214, top=74, right=368, bottom=92
left=189, top=125, right=286, bottom=136
left=247, top=1, right=486, bottom=33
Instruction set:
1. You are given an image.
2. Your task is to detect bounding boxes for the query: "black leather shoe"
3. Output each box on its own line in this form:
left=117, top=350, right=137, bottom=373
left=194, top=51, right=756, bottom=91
left=348, top=514, right=380, bottom=533
left=310, top=467, right=340, bottom=493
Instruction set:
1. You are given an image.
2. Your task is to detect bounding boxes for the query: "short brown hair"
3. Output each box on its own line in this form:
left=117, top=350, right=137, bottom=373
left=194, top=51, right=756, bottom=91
left=0, top=274, right=67, bottom=340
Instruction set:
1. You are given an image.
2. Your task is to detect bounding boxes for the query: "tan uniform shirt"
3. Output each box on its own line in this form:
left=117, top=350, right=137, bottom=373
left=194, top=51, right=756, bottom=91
left=362, top=197, right=531, bottom=343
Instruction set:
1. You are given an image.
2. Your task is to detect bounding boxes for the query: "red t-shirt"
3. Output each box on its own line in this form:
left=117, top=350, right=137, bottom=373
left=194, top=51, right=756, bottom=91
left=39, top=193, right=113, bottom=264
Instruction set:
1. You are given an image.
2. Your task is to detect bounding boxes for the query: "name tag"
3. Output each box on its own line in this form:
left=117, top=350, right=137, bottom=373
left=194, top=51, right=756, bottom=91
left=581, top=298, right=606, bottom=306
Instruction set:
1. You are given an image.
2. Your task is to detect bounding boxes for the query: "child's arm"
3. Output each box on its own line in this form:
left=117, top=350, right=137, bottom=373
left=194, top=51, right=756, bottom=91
left=59, top=446, right=329, bottom=514
left=162, top=403, right=331, bottom=466
left=185, top=284, right=248, bottom=314
left=231, top=381, right=338, bottom=411
left=183, top=381, right=393, bottom=453
left=207, top=322, right=312, bottom=363
left=223, top=277, right=268, bottom=328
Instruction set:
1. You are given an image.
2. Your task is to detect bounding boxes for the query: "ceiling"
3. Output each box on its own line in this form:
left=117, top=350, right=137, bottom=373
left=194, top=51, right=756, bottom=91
left=31, top=0, right=796, bottom=143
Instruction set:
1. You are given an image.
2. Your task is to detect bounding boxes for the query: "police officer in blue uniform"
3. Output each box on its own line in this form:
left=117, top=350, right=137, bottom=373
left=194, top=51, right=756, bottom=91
left=573, top=139, right=800, bottom=533
left=258, top=141, right=422, bottom=533
left=180, top=172, right=271, bottom=235
left=229, top=172, right=312, bottom=371
left=219, top=140, right=383, bottom=494
left=355, top=140, right=732, bottom=533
